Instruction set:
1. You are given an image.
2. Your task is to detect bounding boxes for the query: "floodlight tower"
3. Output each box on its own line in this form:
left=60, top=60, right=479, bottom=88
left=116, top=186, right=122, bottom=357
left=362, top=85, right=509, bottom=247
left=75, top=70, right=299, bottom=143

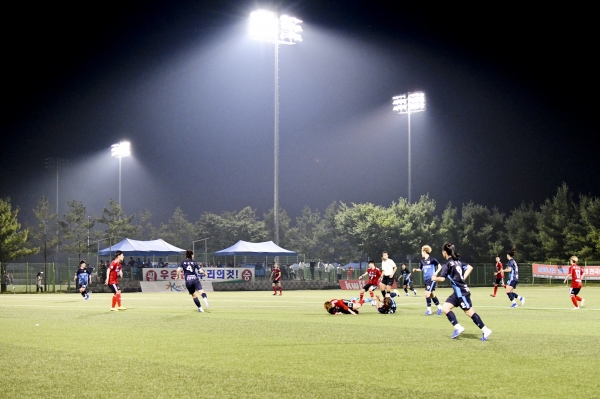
left=249, top=10, right=302, bottom=246
left=392, top=92, right=426, bottom=203
left=111, top=141, right=131, bottom=208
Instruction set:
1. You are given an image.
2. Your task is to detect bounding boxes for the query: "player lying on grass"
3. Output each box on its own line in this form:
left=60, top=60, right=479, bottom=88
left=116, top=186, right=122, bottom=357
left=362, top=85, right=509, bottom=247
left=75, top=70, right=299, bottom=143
left=432, top=242, right=492, bottom=341
left=373, top=295, right=397, bottom=314
left=324, top=299, right=362, bottom=315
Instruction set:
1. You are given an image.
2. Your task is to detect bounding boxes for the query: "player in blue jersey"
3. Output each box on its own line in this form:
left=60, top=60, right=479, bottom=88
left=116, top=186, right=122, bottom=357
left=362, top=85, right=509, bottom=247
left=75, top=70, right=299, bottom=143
left=74, top=261, right=91, bottom=300
left=373, top=295, right=397, bottom=314
left=399, top=263, right=417, bottom=296
left=176, top=250, right=210, bottom=312
left=504, top=248, right=525, bottom=308
left=432, top=243, right=492, bottom=341
left=412, top=245, right=443, bottom=315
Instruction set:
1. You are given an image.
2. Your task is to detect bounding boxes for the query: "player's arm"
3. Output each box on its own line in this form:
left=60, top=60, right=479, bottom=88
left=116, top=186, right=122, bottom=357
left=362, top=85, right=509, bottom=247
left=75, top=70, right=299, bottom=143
left=563, top=270, right=571, bottom=284
left=105, top=266, right=110, bottom=285
left=198, top=268, right=208, bottom=277
left=463, top=264, right=474, bottom=280
left=176, top=267, right=183, bottom=280
left=73, top=273, right=77, bottom=283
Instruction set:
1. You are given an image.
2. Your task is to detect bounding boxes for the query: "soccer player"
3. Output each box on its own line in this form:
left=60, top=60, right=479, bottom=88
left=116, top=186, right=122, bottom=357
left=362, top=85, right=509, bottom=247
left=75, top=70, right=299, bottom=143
left=105, top=250, right=126, bottom=311
left=504, top=248, right=525, bottom=308
left=563, top=255, right=585, bottom=310
left=490, top=255, right=506, bottom=297
left=399, top=263, right=417, bottom=296
left=74, top=260, right=91, bottom=300
left=177, top=250, right=210, bottom=312
left=380, top=251, right=397, bottom=298
left=412, top=245, right=443, bottom=315
left=432, top=242, right=492, bottom=341
left=373, top=295, right=397, bottom=314
left=324, top=299, right=361, bottom=315
left=358, top=260, right=382, bottom=304
left=270, top=263, right=283, bottom=296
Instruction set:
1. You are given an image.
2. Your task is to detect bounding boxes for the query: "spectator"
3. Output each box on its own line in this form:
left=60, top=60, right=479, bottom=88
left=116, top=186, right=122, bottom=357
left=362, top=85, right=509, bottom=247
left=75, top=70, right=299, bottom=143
left=309, top=259, right=316, bottom=280
left=36, top=272, right=44, bottom=292
left=347, top=267, right=354, bottom=279
left=317, top=261, right=324, bottom=280
left=290, top=266, right=297, bottom=280
left=337, top=264, right=343, bottom=281
left=298, top=262, right=305, bottom=280
left=99, top=261, right=107, bottom=282
left=326, top=262, right=334, bottom=282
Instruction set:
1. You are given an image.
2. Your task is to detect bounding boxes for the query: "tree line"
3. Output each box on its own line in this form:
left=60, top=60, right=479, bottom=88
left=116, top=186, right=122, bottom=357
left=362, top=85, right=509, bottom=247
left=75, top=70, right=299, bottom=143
left=1, top=184, right=599, bottom=279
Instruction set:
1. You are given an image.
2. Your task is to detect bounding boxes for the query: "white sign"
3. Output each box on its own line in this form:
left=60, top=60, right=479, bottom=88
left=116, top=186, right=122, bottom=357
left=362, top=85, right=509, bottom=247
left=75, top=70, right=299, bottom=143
left=140, top=281, right=214, bottom=293
left=142, top=267, right=254, bottom=283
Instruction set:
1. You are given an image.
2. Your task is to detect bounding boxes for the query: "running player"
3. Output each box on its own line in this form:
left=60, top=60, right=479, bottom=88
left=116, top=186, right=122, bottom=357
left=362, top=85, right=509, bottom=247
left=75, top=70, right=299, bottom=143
left=399, top=263, right=417, bottom=296
left=373, top=295, right=397, bottom=314
left=432, top=242, right=492, bottom=341
left=380, top=251, right=397, bottom=298
left=358, top=260, right=382, bottom=304
left=270, top=263, right=283, bottom=296
left=563, top=255, right=585, bottom=310
left=105, top=250, right=125, bottom=311
left=74, top=260, right=91, bottom=300
left=176, top=250, right=210, bottom=312
left=324, top=299, right=362, bottom=315
left=490, top=255, right=506, bottom=297
left=504, top=248, right=525, bottom=308
left=413, top=245, right=443, bottom=315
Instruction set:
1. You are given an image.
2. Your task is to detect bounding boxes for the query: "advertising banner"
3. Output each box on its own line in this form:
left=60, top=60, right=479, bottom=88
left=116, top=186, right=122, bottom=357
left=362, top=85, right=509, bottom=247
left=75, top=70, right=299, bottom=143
left=140, top=281, right=214, bottom=293
left=143, top=267, right=254, bottom=283
left=532, top=264, right=600, bottom=280
left=339, top=279, right=397, bottom=290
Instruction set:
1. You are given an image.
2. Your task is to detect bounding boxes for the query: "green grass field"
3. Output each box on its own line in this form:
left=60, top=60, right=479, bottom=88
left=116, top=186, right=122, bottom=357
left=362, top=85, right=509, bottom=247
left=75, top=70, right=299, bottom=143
left=1, top=286, right=599, bottom=398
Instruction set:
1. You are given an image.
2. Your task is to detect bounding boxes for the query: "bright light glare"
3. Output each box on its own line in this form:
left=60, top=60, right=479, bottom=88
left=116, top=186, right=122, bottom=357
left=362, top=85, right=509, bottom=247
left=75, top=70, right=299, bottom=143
left=392, top=92, right=426, bottom=114
left=249, top=10, right=302, bottom=44
left=111, top=141, right=131, bottom=158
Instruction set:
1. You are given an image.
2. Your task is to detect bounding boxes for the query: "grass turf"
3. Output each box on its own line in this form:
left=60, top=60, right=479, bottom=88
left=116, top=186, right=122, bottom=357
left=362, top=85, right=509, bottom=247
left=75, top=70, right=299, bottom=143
left=1, top=286, right=599, bottom=398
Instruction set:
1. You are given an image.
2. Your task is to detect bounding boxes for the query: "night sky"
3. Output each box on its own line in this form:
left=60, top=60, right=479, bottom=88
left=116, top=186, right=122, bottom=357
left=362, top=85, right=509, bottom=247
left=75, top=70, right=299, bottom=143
left=2, top=1, right=597, bottom=227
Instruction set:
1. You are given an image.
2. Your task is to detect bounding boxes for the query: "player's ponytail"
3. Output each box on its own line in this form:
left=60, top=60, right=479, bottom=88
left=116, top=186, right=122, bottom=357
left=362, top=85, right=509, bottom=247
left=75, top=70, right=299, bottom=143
left=442, top=242, right=460, bottom=260
left=186, top=250, right=193, bottom=259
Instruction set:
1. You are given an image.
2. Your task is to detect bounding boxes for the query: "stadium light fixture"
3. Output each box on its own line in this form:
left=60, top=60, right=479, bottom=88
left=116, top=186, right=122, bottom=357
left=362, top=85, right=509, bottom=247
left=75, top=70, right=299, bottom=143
left=111, top=141, right=131, bottom=208
left=249, top=10, right=302, bottom=246
left=392, top=92, right=426, bottom=203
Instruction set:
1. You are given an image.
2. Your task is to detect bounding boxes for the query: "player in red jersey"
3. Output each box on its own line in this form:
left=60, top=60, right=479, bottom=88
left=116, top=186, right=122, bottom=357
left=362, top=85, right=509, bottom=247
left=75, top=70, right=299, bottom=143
left=490, top=255, right=506, bottom=297
left=105, top=250, right=125, bottom=311
left=270, top=263, right=283, bottom=296
left=323, top=298, right=362, bottom=315
left=358, top=260, right=382, bottom=304
left=564, top=256, right=585, bottom=310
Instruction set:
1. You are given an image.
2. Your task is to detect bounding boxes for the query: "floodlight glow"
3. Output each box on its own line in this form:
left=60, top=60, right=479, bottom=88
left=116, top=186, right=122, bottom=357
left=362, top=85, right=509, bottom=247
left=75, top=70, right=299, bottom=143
left=392, top=92, right=426, bottom=114
left=111, top=141, right=131, bottom=158
left=249, top=10, right=302, bottom=45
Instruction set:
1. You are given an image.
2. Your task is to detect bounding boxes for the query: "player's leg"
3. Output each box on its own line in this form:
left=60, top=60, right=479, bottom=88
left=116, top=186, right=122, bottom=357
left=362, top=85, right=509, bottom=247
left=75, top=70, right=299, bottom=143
left=430, top=282, right=442, bottom=315
left=464, top=303, right=492, bottom=341
left=359, top=287, right=366, bottom=302
left=109, top=284, right=118, bottom=311
left=278, top=282, right=282, bottom=295
left=198, top=284, right=210, bottom=307
left=272, top=282, right=277, bottom=295
left=441, top=297, right=464, bottom=338
left=116, top=288, right=126, bottom=309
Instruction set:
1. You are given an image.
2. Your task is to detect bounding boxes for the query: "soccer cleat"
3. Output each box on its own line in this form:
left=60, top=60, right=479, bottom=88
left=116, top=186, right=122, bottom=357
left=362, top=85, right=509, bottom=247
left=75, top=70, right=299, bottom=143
left=451, top=326, right=465, bottom=339
left=84, top=294, right=89, bottom=301
left=371, top=301, right=376, bottom=306
left=204, top=298, right=210, bottom=307
left=510, top=303, right=518, bottom=308
left=425, top=310, right=432, bottom=316
left=393, top=289, right=399, bottom=296
left=581, top=299, right=585, bottom=308
left=273, top=293, right=277, bottom=296
left=481, top=327, right=492, bottom=341
left=571, top=307, right=580, bottom=310
left=110, top=308, right=119, bottom=312
left=406, top=293, right=409, bottom=296
left=117, top=306, right=127, bottom=310
left=414, top=290, right=417, bottom=296
left=520, top=297, right=525, bottom=306
left=198, top=307, right=204, bottom=313
left=490, top=294, right=496, bottom=297
left=436, top=308, right=442, bottom=316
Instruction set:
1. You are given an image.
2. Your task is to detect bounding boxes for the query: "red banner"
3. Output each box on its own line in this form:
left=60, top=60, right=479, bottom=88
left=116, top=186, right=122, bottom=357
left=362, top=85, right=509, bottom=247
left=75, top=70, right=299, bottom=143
left=532, top=264, right=600, bottom=280
left=339, top=280, right=397, bottom=290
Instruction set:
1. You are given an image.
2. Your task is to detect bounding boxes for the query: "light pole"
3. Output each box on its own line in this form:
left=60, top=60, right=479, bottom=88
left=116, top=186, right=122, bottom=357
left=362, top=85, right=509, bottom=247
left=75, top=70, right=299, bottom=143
left=392, top=92, right=426, bottom=203
left=249, top=10, right=302, bottom=245
left=110, top=141, right=131, bottom=209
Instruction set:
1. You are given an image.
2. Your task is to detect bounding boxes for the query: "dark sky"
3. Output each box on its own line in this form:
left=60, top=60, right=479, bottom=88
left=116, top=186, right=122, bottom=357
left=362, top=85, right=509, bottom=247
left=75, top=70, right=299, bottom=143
left=2, top=1, right=597, bottom=227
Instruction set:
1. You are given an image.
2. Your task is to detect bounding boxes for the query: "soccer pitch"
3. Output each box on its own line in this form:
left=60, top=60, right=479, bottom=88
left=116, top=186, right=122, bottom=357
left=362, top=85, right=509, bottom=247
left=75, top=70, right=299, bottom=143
left=1, top=287, right=599, bottom=398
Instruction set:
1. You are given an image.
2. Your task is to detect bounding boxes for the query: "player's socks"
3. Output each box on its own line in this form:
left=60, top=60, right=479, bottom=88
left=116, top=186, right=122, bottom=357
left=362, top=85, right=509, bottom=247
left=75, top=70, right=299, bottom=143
left=404, top=288, right=408, bottom=293
left=571, top=296, right=579, bottom=307
left=193, top=297, right=201, bottom=308
left=369, top=291, right=375, bottom=299
left=575, top=295, right=582, bottom=302
left=117, top=293, right=122, bottom=307
left=471, top=313, right=485, bottom=329
left=279, top=287, right=282, bottom=295
left=493, top=285, right=498, bottom=296
left=273, top=286, right=277, bottom=294
left=446, top=311, right=458, bottom=326
left=507, top=292, right=514, bottom=301
left=359, top=293, right=364, bottom=301
left=81, top=291, right=86, bottom=298
left=432, top=297, right=440, bottom=306
left=111, top=295, right=117, bottom=308
left=426, top=297, right=432, bottom=307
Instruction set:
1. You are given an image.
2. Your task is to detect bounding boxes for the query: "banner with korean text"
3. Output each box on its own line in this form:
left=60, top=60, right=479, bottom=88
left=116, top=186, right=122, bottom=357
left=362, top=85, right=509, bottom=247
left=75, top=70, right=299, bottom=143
left=143, top=267, right=255, bottom=283
left=140, top=281, right=214, bottom=293
left=532, top=264, right=600, bottom=280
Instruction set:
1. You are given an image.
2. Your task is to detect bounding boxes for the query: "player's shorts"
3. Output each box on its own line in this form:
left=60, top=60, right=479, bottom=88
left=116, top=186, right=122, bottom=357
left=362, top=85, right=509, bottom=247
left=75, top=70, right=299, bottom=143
left=569, top=287, right=581, bottom=296
left=272, top=279, right=281, bottom=284
left=402, top=278, right=412, bottom=287
left=381, top=276, right=395, bottom=286
left=494, top=276, right=504, bottom=285
left=186, top=278, right=202, bottom=295
left=424, top=279, right=437, bottom=292
left=507, top=280, right=518, bottom=289
left=362, top=283, right=377, bottom=291
left=77, top=283, right=87, bottom=290
left=446, top=292, right=472, bottom=310
left=108, top=283, right=120, bottom=294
